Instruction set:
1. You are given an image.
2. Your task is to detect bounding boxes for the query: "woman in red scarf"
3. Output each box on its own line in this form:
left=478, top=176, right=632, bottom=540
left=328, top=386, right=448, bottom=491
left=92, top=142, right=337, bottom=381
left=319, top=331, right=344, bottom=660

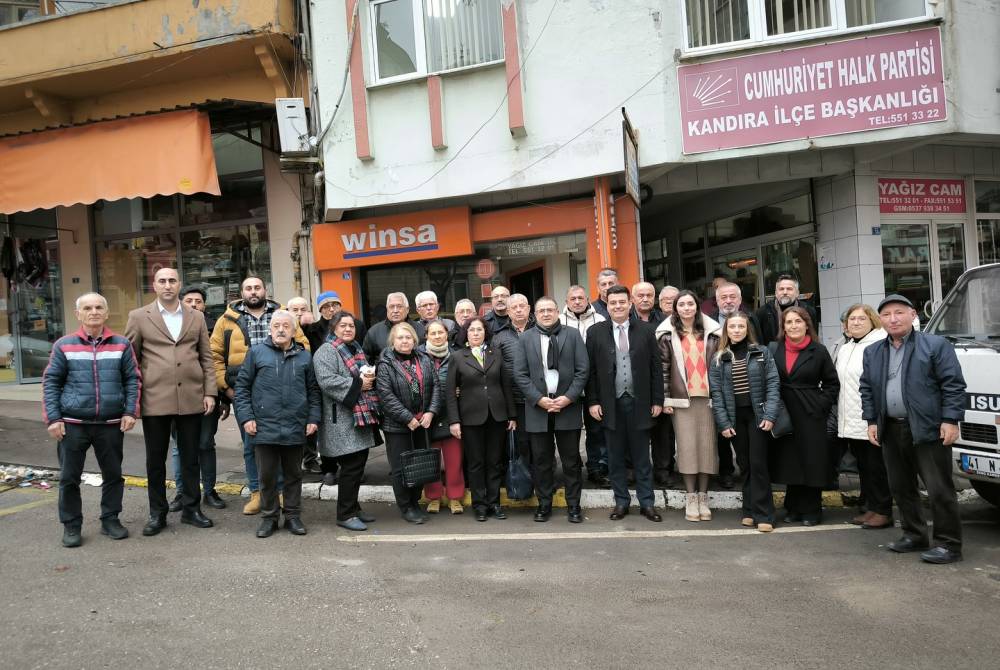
left=769, top=307, right=840, bottom=525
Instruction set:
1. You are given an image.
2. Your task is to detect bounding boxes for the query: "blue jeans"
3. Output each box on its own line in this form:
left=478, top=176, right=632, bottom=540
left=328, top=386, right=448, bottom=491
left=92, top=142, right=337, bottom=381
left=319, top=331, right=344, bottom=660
left=170, top=407, right=219, bottom=495
left=583, top=402, right=608, bottom=475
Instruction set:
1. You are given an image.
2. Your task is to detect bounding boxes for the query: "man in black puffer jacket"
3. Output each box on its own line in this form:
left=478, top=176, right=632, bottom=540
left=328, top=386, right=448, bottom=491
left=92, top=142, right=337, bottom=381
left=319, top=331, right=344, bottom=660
left=235, top=311, right=321, bottom=538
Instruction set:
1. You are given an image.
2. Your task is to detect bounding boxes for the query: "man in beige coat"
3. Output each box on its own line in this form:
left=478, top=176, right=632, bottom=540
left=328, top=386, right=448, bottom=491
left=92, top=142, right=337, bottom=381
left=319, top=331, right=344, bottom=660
left=125, top=268, right=217, bottom=536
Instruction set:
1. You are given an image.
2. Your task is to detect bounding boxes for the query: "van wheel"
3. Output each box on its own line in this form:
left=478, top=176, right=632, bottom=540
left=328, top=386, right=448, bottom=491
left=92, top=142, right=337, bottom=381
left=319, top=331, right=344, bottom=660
left=970, top=480, right=1000, bottom=508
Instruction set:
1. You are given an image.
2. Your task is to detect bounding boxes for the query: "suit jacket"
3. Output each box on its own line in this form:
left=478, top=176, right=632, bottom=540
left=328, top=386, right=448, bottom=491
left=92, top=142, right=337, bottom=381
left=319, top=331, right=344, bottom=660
left=125, top=301, right=216, bottom=417
left=513, top=326, right=589, bottom=433
left=585, top=320, right=664, bottom=432
left=445, top=346, right=515, bottom=426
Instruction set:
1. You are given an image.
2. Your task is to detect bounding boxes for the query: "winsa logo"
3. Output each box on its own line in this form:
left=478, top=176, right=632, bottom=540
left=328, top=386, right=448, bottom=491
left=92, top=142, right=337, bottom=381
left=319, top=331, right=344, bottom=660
left=340, top=224, right=438, bottom=260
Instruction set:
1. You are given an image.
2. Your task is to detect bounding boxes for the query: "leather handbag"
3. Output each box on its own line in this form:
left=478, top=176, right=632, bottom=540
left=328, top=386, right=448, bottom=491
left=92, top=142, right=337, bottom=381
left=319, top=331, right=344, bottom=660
left=504, top=430, right=534, bottom=500
left=401, top=430, right=441, bottom=488
left=770, top=401, right=794, bottom=439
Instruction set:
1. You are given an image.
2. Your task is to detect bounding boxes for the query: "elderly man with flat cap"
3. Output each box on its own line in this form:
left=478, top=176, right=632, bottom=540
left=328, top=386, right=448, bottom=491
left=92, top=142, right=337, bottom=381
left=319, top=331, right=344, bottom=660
left=860, top=294, right=967, bottom=564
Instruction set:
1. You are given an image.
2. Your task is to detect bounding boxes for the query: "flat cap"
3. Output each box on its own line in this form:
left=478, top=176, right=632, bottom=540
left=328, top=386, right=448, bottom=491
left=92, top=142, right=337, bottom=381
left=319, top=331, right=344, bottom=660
left=877, top=293, right=914, bottom=312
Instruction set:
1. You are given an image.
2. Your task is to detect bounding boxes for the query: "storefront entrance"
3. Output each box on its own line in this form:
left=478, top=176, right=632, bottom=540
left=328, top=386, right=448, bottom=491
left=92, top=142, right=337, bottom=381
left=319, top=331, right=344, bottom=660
left=359, top=231, right=587, bottom=324
left=0, top=212, right=64, bottom=384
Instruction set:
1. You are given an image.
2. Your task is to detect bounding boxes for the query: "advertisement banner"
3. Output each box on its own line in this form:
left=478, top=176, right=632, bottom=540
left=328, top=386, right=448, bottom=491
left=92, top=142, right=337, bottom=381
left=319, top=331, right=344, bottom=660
left=878, top=177, right=966, bottom=214
left=678, top=27, right=946, bottom=154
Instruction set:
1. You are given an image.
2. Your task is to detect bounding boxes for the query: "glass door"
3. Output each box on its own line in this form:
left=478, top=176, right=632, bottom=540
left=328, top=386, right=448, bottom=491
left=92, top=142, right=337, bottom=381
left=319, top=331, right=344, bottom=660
left=0, top=217, right=65, bottom=383
left=711, top=250, right=760, bottom=311
left=880, top=221, right=966, bottom=319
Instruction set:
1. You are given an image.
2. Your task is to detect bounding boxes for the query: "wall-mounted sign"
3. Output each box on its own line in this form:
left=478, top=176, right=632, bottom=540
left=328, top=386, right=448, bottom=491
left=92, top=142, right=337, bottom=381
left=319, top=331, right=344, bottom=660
left=678, top=27, right=946, bottom=154
left=878, top=177, right=966, bottom=214
left=622, top=107, right=640, bottom=208
left=489, top=237, right=558, bottom=258
left=313, top=207, right=472, bottom=269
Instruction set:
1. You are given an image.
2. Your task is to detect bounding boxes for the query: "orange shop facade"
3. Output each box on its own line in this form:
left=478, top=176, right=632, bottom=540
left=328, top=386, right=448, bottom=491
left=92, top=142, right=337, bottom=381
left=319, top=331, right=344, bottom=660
left=312, top=185, right=640, bottom=324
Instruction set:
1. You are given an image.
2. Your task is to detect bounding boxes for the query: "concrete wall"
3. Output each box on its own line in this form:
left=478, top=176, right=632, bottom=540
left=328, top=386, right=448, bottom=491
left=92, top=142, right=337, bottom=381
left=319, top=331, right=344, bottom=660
left=313, top=1, right=997, bottom=213
left=55, top=204, right=92, bottom=331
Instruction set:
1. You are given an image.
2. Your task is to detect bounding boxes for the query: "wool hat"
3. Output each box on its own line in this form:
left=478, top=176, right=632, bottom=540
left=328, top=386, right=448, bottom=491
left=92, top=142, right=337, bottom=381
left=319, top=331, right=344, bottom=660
left=316, top=291, right=342, bottom=309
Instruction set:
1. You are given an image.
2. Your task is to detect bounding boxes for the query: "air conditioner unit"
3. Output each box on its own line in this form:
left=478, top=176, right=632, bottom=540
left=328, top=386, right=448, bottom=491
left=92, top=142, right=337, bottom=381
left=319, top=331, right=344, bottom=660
left=275, top=98, right=310, bottom=155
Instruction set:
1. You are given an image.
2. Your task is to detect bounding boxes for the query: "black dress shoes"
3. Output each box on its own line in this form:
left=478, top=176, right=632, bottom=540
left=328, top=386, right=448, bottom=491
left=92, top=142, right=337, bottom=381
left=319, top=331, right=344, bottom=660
left=142, top=516, right=167, bottom=536
left=609, top=505, right=629, bottom=520
left=402, top=507, right=426, bottom=524
left=534, top=505, right=552, bottom=522
left=567, top=506, right=583, bottom=523
left=256, top=518, right=278, bottom=538
left=491, top=505, right=507, bottom=520
left=181, top=510, right=214, bottom=528
left=357, top=509, right=376, bottom=523
left=720, top=474, right=735, bottom=490
left=100, top=518, right=129, bottom=540
left=783, top=512, right=802, bottom=523
left=168, top=495, right=183, bottom=513
left=283, top=517, right=307, bottom=535
left=887, top=536, right=930, bottom=553
left=639, top=507, right=663, bottom=522
left=920, top=546, right=962, bottom=564
left=203, top=490, right=227, bottom=509
left=62, top=527, right=82, bottom=548
left=321, top=472, right=338, bottom=486
left=474, top=507, right=488, bottom=522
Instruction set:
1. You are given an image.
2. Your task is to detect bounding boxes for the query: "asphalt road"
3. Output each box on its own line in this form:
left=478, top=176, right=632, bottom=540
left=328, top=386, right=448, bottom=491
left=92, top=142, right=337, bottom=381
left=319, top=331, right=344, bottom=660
left=2, top=484, right=999, bottom=669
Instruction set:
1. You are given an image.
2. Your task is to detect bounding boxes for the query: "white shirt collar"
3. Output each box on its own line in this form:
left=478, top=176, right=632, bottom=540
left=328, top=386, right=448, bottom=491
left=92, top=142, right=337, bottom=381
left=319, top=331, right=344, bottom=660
left=157, top=301, right=183, bottom=315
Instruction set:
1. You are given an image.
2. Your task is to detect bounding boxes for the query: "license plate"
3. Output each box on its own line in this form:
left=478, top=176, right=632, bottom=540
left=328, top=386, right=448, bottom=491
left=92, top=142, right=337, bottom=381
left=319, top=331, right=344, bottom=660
left=961, top=454, right=1000, bottom=479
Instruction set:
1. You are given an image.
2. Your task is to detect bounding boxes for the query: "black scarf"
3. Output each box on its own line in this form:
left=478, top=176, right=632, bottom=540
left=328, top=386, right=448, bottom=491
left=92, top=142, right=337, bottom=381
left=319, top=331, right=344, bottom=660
left=731, top=339, right=749, bottom=360
left=536, top=321, right=562, bottom=369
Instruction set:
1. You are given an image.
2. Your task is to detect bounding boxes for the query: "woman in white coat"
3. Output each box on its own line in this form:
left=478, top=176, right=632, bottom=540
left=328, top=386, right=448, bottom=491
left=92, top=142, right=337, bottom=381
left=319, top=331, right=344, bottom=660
left=833, top=303, right=892, bottom=529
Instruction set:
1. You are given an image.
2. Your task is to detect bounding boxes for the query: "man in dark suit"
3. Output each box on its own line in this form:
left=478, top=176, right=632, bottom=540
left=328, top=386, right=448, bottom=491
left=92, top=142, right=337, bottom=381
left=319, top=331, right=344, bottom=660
left=860, top=294, right=966, bottom=564
left=755, top=274, right=817, bottom=345
left=514, top=297, right=589, bottom=523
left=586, top=285, right=665, bottom=522
left=125, top=268, right=217, bottom=537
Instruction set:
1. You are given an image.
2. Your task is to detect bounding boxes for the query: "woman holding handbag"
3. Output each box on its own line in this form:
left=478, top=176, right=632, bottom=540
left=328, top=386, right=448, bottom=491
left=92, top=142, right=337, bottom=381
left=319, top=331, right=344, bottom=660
left=419, top=320, right=465, bottom=515
left=769, top=307, right=840, bottom=526
left=708, top=312, right=781, bottom=532
left=376, top=322, right=442, bottom=524
left=446, top=317, right=517, bottom=522
left=312, top=312, right=380, bottom=532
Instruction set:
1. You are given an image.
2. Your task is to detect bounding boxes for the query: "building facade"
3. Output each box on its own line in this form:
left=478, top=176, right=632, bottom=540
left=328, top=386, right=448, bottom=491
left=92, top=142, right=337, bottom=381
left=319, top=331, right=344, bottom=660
left=0, top=0, right=312, bottom=384
left=308, top=0, right=1000, bottom=344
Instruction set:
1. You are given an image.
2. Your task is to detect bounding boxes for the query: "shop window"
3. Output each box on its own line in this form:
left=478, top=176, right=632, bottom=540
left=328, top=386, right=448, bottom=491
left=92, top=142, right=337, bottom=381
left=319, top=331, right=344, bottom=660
left=680, top=226, right=705, bottom=254
left=761, top=236, right=818, bottom=306
left=370, top=0, right=504, bottom=83
left=712, top=249, right=761, bottom=310
left=978, top=221, right=1000, bottom=266
left=0, top=1, right=38, bottom=26
left=94, top=196, right=177, bottom=237
left=708, top=194, right=811, bottom=246
left=180, top=224, right=272, bottom=323
left=880, top=223, right=932, bottom=317
left=683, top=0, right=929, bottom=52
left=976, top=181, right=1000, bottom=214
left=96, top=235, right=178, bottom=335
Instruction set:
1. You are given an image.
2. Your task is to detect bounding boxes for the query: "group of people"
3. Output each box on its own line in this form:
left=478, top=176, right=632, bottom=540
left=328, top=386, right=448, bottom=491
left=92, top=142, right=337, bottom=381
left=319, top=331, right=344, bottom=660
left=43, top=266, right=968, bottom=564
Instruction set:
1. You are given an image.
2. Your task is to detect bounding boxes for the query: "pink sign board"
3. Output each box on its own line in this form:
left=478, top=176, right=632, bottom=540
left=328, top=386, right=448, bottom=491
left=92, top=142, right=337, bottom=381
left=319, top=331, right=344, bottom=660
left=678, top=27, right=946, bottom=154
left=878, top=177, right=966, bottom=214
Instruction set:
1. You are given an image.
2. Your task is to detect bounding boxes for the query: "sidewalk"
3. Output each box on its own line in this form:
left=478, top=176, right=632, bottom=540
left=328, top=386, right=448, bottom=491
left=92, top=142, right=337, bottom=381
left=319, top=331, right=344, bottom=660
left=1, top=392, right=889, bottom=510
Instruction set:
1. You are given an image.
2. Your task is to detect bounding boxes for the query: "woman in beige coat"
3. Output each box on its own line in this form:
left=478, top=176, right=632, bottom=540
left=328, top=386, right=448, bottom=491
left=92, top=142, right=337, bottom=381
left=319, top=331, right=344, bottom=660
left=655, top=290, right=722, bottom=522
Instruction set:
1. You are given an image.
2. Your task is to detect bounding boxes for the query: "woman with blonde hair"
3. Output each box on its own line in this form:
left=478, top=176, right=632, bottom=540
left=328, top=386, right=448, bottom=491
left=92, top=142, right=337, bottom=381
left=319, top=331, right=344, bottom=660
left=708, top=312, right=781, bottom=531
left=832, top=303, right=891, bottom=529
left=656, top=290, right=722, bottom=522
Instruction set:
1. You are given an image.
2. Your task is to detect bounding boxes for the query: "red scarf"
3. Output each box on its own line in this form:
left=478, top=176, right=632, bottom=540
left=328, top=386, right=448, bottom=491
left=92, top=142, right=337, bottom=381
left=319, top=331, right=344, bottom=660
left=784, top=336, right=811, bottom=373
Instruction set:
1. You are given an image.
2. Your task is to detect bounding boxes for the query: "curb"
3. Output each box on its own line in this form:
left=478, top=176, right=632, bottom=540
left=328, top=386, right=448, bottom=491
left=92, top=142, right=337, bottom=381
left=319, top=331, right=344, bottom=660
left=3, top=463, right=984, bottom=510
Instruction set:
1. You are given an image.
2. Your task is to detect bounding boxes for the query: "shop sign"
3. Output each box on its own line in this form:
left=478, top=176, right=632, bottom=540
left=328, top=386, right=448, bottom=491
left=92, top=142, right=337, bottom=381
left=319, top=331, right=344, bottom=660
left=488, top=237, right=558, bottom=258
left=312, top=207, right=472, bottom=269
left=678, top=27, right=946, bottom=154
left=622, top=108, right=640, bottom=208
left=878, top=177, right=966, bottom=214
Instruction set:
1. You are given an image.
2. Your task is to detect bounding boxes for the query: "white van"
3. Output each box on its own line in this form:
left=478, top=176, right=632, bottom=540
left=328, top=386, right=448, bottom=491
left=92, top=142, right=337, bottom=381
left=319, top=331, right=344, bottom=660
left=924, top=263, right=1000, bottom=507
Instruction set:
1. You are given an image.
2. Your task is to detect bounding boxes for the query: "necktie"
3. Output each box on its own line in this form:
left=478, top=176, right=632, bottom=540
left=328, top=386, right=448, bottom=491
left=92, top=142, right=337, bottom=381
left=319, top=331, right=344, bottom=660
left=617, top=325, right=628, bottom=353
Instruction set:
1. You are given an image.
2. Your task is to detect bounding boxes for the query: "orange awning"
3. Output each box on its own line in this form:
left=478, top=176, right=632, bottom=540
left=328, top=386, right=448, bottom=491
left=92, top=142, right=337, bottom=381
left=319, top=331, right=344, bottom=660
left=0, top=110, right=220, bottom=214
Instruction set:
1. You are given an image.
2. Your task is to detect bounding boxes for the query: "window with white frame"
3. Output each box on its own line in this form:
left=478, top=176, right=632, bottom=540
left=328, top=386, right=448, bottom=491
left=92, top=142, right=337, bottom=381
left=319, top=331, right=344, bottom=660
left=683, top=0, right=930, bottom=51
left=370, top=0, right=504, bottom=83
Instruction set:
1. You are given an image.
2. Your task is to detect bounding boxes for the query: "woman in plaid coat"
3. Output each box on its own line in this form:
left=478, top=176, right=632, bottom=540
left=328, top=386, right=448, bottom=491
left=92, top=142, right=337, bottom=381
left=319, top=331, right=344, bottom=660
left=312, top=312, right=381, bottom=532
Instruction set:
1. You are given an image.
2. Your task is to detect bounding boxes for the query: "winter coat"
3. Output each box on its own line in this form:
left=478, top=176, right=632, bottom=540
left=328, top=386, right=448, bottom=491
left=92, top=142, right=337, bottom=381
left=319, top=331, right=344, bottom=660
left=860, top=329, right=966, bottom=445
left=312, top=341, right=380, bottom=458
left=42, top=327, right=142, bottom=425
left=375, top=347, right=442, bottom=434
left=629, top=306, right=666, bottom=327
left=362, top=319, right=425, bottom=364
left=832, top=328, right=886, bottom=440
left=211, top=300, right=310, bottom=393
left=514, top=325, right=589, bottom=433
left=559, top=305, right=605, bottom=343
left=489, top=317, right=533, bottom=404
left=708, top=344, right=780, bottom=432
left=655, top=314, right=722, bottom=408
left=769, top=338, right=841, bottom=488
left=418, top=344, right=454, bottom=441
left=234, top=338, right=321, bottom=447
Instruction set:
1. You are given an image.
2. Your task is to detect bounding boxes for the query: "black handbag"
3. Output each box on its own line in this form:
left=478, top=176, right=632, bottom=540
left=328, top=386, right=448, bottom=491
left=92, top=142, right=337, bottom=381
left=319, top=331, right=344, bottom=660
left=504, top=430, right=533, bottom=500
left=400, top=430, right=441, bottom=488
left=770, top=401, right=794, bottom=439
